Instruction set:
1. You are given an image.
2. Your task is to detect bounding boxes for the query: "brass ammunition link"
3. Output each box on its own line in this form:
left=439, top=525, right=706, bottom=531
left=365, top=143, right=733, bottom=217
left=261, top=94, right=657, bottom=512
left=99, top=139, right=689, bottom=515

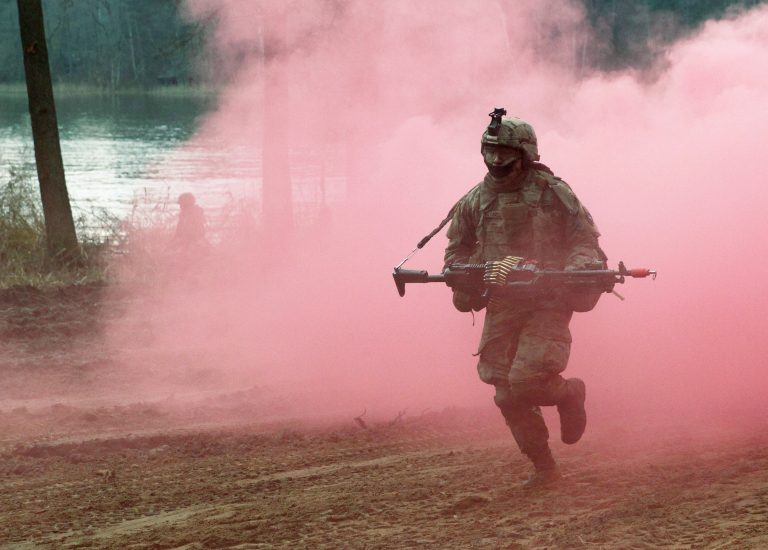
left=483, top=256, right=523, bottom=287
left=484, top=256, right=524, bottom=310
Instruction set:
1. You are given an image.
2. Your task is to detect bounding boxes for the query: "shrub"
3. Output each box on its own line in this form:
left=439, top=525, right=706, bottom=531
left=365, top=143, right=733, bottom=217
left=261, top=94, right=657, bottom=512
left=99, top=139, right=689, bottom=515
left=0, top=161, right=116, bottom=287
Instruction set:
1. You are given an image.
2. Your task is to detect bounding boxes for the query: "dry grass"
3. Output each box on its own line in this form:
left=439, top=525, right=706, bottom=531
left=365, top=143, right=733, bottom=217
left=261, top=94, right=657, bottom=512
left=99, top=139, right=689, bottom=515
left=0, top=162, right=117, bottom=288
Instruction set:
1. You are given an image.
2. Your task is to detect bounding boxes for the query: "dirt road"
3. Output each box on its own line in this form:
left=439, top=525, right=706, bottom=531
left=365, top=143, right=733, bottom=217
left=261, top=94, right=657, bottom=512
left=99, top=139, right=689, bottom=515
left=2, top=406, right=768, bottom=549
left=2, top=286, right=768, bottom=549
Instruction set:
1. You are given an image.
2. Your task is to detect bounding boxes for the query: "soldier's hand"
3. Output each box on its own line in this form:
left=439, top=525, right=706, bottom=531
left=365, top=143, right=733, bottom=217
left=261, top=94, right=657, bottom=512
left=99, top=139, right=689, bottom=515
left=452, top=290, right=486, bottom=312
left=563, top=261, right=604, bottom=312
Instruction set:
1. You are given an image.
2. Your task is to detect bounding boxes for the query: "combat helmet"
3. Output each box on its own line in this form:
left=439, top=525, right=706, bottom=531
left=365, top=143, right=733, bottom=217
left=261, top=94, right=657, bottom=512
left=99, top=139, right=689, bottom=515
left=481, top=108, right=540, bottom=162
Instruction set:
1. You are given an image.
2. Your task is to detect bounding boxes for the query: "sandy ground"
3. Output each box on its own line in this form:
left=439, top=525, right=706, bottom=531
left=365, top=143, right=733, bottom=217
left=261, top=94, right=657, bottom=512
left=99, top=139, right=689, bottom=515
left=1, top=286, right=768, bottom=549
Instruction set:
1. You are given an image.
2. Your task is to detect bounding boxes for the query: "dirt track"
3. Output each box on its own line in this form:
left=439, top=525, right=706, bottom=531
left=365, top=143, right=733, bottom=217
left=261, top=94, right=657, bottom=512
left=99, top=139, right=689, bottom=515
left=2, top=286, right=768, bottom=549
left=2, top=411, right=768, bottom=549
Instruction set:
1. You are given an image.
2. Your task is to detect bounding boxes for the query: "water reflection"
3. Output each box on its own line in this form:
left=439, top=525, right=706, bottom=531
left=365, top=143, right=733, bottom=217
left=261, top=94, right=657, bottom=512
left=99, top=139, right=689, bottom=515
left=0, top=92, right=344, bottom=230
left=1, top=93, right=213, bottom=211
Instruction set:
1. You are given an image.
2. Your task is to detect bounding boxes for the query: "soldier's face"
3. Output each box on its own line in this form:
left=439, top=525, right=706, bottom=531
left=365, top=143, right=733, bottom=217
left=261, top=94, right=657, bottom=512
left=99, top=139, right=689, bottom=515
left=483, top=146, right=522, bottom=178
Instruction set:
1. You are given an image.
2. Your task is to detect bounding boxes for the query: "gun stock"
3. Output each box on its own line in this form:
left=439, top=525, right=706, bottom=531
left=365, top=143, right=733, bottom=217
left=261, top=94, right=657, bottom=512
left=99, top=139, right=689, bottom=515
left=393, top=269, right=438, bottom=297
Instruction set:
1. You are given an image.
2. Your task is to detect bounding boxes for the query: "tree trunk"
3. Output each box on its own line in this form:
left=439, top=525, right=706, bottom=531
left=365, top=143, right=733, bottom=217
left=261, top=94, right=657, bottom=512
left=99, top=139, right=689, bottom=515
left=262, top=52, right=293, bottom=236
left=16, top=0, right=80, bottom=263
left=127, top=14, right=138, bottom=83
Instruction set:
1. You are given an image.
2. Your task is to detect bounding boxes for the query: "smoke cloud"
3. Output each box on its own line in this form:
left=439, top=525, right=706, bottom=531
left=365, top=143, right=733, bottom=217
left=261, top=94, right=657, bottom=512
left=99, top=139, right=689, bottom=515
left=108, top=0, right=768, bottom=426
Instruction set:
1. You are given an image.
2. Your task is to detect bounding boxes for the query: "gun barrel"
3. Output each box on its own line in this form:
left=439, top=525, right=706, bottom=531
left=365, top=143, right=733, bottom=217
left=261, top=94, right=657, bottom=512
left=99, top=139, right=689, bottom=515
left=522, top=268, right=655, bottom=279
left=627, top=268, right=656, bottom=278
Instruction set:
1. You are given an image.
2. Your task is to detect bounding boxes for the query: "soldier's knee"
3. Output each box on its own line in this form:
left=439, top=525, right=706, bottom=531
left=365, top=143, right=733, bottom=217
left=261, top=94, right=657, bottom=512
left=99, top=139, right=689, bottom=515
left=512, top=336, right=571, bottom=377
left=493, top=386, right=510, bottom=408
left=509, top=376, right=563, bottom=407
left=507, top=379, right=552, bottom=408
left=507, top=381, right=532, bottom=402
left=477, top=357, right=506, bottom=386
left=493, top=385, right=524, bottom=411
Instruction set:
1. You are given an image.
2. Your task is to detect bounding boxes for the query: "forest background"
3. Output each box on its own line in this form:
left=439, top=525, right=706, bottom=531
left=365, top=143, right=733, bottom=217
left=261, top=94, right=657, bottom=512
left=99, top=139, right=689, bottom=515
left=0, top=0, right=763, bottom=91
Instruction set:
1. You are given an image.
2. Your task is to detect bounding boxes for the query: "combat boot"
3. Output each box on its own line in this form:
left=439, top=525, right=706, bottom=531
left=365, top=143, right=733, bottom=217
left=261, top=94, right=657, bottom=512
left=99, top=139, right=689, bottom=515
left=557, top=378, right=586, bottom=444
left=522, top=467, right=562, bottom=489
left=522, top=453, right=561, bottom=489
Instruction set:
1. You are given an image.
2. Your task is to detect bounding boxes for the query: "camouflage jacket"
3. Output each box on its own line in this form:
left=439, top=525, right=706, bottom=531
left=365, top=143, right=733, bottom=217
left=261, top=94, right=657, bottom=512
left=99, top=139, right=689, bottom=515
left=444, top=164, right=604, bottom=270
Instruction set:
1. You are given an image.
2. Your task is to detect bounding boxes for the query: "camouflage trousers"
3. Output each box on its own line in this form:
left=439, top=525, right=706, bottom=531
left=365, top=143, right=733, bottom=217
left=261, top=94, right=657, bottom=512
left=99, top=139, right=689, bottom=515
left=477, top=307, right=573, bottom=463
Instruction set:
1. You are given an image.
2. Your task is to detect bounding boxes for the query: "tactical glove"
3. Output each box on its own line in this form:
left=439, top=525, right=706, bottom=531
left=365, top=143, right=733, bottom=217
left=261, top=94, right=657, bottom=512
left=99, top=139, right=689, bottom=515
left=563, top=262, right=605, bottom=312
left=452, top=289, right=486, bottom=312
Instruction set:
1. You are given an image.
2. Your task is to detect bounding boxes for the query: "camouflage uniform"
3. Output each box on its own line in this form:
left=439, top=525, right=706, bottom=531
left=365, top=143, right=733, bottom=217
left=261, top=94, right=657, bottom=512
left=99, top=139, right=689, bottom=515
left=444, top=116, right=603, bottom=472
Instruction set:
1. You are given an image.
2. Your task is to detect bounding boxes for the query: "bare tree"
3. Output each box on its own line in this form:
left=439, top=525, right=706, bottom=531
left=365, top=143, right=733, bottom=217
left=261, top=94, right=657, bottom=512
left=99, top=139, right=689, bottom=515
left=17, top=0, right=79, bottom=262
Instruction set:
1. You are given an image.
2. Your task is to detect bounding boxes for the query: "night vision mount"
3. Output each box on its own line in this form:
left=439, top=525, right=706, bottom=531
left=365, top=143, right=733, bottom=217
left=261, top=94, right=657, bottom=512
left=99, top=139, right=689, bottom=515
left=487, top=107, right=507, bottom=136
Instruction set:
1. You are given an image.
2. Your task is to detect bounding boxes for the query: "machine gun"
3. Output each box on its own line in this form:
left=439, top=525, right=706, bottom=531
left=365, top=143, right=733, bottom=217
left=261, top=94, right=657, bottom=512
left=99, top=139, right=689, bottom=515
left=393, top=261, right=656, bottom=311
left=391, top=171, right=655, bottom=310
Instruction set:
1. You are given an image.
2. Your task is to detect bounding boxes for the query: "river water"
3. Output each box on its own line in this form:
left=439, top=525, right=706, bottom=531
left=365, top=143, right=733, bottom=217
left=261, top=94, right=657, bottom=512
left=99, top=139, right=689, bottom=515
left=0, top=92, right=343, bottom=232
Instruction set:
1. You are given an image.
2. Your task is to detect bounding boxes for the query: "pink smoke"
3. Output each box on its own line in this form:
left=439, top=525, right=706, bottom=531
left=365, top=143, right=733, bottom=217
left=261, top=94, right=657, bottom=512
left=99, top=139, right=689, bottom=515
left=109, top=1, right=768, bottom=424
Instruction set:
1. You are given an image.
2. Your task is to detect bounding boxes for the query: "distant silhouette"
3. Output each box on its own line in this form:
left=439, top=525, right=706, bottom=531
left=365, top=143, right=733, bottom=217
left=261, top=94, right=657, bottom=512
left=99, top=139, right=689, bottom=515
left=173, top=192, right=207, bottom=249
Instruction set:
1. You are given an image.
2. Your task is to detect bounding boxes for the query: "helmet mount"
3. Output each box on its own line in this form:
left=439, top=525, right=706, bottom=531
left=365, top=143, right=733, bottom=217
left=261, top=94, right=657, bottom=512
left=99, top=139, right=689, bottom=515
left=487, top=107, right=507, bottom=137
